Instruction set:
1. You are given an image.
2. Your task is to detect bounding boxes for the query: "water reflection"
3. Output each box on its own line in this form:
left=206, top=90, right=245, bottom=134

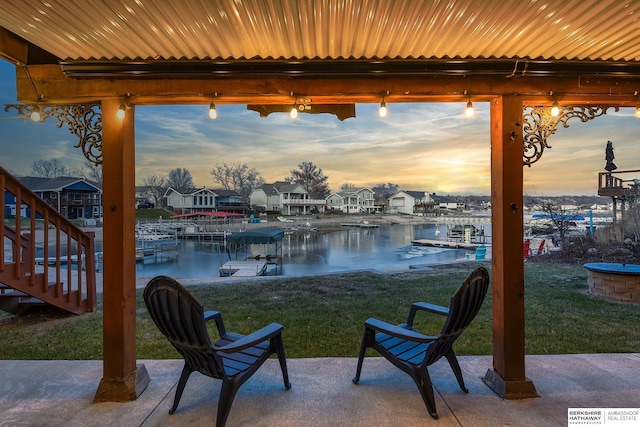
left=134, top=223, right=476, bottom=279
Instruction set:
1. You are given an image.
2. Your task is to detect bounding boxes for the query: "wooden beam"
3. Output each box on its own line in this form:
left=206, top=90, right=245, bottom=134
left=483, top=95, right=538, bottom=399
left=94, top=99, right=149, bottom=402
left=13, top=64, right=640, bottom=106
left=0, top=27, right=59, bottom=65
left=0, top=27, right=28, bottom=65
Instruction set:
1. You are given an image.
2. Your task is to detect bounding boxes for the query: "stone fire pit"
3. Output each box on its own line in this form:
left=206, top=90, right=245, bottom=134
left=584, top=262, right=640, bottom=304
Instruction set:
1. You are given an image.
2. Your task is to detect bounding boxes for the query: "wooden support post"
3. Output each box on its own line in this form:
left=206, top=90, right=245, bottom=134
left=611, top=197, right=618, bottom=239
left=483, top=95, right=538, bottom=399
left=94, top=99, right=149, bottom=402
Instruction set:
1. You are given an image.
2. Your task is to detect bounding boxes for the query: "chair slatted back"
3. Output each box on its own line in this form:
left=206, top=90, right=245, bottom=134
left=144, top=275, right=223, bottom=378
left=425, top=267, right=489, bottom=365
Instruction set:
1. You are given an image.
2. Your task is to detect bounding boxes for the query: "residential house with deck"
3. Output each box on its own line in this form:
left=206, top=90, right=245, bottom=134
left=250, top=181, right=325, bottom=215
left=5, top=176, right=102, bottom=220
left=163, top=187, right=246, bottom=214
left=325, top=188, right=376, bottom=213
left=387, top=190, right=432, bottom=215
left=431, top=194, right=466, bottom=211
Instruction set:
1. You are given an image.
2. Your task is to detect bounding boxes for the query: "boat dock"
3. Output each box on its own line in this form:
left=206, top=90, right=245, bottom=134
left=135, top=230, right=179, bottom=263
left=135, top=243, right=179, bottom=262
left=341, top=222, right=379, bottom=228
left=219, top=259, right=268, bottom=277
left=414, top=221, right=489, bottom=249
left=411, top=239, right=485, bottom=249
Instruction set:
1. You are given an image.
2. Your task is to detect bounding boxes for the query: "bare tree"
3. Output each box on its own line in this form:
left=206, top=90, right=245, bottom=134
left=210, top=162, right=265, bottom=201
left=340, top=182, right=357, bottom=192
left=70, top=160, right=102, bottom=185
left=31, top=158, right=67, bottom=178
left=540, top=202, right=578, bottom=253
left=141, top=173, right=168, bottom=207
left=166, top=168, right=194, bottom=193
left=286, top=161, right=330, bottom=199
left=372, top=182, right=399, bottom=200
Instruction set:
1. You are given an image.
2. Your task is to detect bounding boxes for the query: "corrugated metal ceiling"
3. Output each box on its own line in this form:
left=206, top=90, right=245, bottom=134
left=0, top=0, right=639, bottom=63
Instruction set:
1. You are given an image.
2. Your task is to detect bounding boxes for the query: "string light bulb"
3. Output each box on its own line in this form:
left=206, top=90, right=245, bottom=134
left=551, top=101, right=560, bottom=117
left=465, top=100, right=474, bottom=118
left=30, top=106, right=42, bottom=122
left=208, top=103, right=217, bottom=120
left=290, top=105, right=298, bottom=119
left=635, top=105, right=640, bottom=118
left=379, top=98, right=387, bottom=118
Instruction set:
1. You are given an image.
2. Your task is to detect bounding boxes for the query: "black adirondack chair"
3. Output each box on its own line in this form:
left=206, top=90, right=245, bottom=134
left=143, top=276, right=291, bottom=427
left=352, top=266, right=490, bottom=419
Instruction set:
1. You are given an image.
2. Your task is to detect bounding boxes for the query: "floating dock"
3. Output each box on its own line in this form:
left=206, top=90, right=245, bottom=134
left=341, top=222, right=379, bottom=228
left=219, top=259, right=267, bottom=277
left=411, top=239, right=484, bottom=249
left=136, top=231, right=179, bottom=263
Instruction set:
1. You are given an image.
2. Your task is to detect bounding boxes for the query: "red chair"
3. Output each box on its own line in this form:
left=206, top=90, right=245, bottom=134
left=533, top=239, right=546, bottom=255
left=523, top=239, right=531, bottom=259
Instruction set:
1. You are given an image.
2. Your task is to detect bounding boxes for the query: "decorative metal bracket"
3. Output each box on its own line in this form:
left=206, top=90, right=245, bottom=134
left=4, top=103, right=103, bottom=165
left=522, top=105, right=619, bottom=166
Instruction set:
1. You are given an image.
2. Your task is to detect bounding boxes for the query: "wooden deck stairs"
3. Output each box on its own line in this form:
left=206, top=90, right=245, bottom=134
left=1, top=165, right=97, bottom=315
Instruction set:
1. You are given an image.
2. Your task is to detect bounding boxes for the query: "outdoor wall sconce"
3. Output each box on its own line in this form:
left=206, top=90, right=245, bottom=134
left=116, top=103, right=127, bottom=120
left=116, top=94, right=131, bottom=120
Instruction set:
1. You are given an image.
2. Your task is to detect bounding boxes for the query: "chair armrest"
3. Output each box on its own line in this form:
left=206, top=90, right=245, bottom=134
left=406, top=302, right=449, bottom=328
left=204, top=310, right=227, bottom=336
left=214, top=323, right=284, bottom=353
left=365, top=318, right=436, bottom=344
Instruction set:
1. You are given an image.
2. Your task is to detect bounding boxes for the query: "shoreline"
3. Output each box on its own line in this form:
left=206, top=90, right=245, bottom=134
left=30, top=213, right=492, bottom=293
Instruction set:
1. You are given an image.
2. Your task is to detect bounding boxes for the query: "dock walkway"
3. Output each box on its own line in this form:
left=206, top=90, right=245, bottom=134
left=219, top=259, right=267, bottom=277
left=341, top=222, right=379, bottom=228
left=412, top=239, right=485, bottom=249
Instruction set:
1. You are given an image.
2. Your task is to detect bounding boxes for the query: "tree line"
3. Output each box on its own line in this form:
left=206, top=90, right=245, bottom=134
left=27, top=158, right=401, bottom=206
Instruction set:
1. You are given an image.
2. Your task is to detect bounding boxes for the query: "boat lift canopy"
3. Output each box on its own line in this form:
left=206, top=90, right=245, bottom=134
left=224, top=227, right=285, bottom=276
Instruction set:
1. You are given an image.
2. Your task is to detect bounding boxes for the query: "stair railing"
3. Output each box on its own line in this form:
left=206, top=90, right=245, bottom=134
left=1, top=164, right=97, bottom=314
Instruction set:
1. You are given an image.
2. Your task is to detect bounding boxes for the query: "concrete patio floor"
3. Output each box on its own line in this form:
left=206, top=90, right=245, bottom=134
left=1, top=354, right=638, bottom=426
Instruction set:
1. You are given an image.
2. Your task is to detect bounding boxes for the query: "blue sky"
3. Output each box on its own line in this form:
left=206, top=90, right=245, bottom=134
left=1, top=59, right=638, bottom=196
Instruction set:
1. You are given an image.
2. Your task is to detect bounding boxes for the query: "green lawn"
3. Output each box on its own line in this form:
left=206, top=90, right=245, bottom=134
left=1, top=262, right=639, bottom=360
left=135, top=208, right=172, bottom=221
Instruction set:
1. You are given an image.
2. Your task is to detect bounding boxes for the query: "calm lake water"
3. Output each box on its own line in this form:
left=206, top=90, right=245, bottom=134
left=133, top=223, right=485, bottom=279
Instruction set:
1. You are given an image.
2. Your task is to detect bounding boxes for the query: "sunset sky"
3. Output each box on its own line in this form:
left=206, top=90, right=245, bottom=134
left=1, top=60, right=639, bottom=196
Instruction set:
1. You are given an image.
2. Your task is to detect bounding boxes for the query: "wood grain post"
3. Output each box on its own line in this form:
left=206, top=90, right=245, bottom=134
left=483, top=95, right=538, bottom=399
left=94, top=99, right=149, bottom=402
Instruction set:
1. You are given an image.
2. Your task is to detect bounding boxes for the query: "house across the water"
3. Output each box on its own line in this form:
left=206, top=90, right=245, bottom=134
left=4, top=176, right=102, bottom=220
